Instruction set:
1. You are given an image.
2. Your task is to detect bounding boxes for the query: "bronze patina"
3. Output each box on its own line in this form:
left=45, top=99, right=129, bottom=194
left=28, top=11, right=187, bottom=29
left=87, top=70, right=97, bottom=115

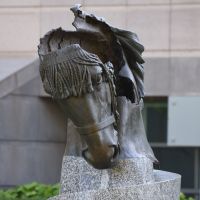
left=38, top=5, right=157, bottom=169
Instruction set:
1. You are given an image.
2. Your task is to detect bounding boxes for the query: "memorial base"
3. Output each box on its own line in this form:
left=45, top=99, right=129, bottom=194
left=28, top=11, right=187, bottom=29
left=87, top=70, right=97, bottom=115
left=48, top=156, right=181, bottom=200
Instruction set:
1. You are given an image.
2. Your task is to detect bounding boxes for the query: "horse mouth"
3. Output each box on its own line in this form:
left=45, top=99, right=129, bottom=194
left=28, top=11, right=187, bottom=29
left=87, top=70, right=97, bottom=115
left=82, top=144, right=120, bottom=169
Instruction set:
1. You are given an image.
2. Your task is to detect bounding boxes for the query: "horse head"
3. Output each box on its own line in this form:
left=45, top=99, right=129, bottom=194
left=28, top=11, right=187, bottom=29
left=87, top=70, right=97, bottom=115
left=39, top=31, right=120, bottom=168
left=38, top=5, right=158, bottom=169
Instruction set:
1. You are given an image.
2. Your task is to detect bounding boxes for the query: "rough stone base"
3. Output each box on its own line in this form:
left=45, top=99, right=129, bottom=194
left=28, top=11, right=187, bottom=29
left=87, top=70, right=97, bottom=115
left=60, top=156, right=154, bottom=193
left=48, top=156, right=181, bottom=200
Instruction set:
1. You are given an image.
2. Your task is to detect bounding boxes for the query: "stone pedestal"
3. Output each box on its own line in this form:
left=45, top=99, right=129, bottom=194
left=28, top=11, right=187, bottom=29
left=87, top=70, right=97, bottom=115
left=49, top=156, right=181, bottom=200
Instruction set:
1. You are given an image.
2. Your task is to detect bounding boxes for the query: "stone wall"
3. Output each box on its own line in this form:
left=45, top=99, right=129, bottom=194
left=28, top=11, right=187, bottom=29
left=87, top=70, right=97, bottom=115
left=0, top=88, right=67, bottom=186
left=0, top=1, right=199, bottom=56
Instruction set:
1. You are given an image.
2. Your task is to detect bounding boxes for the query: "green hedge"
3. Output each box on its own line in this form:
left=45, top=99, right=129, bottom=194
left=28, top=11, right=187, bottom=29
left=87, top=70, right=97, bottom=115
left=0, top=182, right=59, bottom=200
left=0, top=183, right=195, bottom=200
left=180, top=193, right=194, bottom=200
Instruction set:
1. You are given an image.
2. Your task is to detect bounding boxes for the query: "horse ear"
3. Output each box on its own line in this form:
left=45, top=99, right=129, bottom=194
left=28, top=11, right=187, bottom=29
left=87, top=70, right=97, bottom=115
left=70, top=4, right=82, bottom=16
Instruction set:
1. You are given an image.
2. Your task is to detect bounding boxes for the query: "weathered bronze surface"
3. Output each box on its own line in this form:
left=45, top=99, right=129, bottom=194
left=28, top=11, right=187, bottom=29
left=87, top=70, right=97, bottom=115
left=38, top=5, right=157, bottom=169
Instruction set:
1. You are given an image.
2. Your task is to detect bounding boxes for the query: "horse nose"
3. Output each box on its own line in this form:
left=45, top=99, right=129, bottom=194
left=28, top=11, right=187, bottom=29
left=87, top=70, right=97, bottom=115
left=82, top=144, right=120, bottom=169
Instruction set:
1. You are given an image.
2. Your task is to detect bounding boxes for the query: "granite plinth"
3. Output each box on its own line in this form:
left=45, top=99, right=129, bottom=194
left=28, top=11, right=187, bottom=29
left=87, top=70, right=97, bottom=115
left=48, top=156, right=181, bottom=200
left=60, top=156, right=154, bottom=193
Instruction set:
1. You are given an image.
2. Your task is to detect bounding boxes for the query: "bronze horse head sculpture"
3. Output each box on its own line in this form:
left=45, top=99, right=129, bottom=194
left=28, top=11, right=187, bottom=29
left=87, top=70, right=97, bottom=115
left=38, top=5, right=157, bottom=169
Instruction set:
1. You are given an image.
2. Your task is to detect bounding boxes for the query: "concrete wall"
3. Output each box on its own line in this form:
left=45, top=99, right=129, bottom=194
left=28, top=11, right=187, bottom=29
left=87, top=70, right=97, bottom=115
left=0, top=91, right=67, bottom=186
left=144, top=57, right=200, bottom=96
left=0, top=1, right=199, bottom=57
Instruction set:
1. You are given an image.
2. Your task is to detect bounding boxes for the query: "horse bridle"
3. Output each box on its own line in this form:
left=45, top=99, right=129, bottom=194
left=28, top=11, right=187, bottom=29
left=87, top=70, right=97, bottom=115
left=74, top=61, right=120, bottom=162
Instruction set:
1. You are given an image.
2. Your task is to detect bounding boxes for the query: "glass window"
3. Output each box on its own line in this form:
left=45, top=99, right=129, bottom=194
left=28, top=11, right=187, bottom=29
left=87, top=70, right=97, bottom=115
left=153, top=147, right=195, bottom=189
left=143, top=97, right=167, bottom=143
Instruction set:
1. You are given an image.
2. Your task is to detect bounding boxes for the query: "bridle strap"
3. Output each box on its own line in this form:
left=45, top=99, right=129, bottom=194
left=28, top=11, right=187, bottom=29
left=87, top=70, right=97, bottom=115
left=101, top=62, right=119, bottom=128
left=75, top=115, right=115, bottom=135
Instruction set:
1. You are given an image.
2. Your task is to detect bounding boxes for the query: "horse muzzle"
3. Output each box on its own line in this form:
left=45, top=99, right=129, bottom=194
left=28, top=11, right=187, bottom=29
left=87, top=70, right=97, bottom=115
left=82, top=144, right=120, bottom=169
left=75, top=114, right=120, bottom=169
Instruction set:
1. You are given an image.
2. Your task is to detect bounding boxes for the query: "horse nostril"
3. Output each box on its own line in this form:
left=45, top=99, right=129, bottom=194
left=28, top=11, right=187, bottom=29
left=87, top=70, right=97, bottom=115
left=81, top=144, right=120, bottom=169
left=109, top=144, right=120, bottom=160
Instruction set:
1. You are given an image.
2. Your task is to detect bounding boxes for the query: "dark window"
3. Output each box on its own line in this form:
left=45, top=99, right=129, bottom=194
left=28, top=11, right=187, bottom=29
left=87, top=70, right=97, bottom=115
left=153, top=147, right=195, bottom=189
left=143, top=97, right=167, bottom=143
